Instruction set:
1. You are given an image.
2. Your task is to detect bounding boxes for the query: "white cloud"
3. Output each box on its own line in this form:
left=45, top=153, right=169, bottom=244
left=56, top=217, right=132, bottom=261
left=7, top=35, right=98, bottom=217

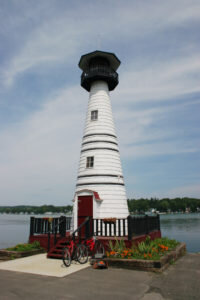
left=114, top=101, right=199, bottom=158
left=163, top=184, right=200, bottom=198
left=0, top=0, right=200, bottom=204
left=2, top=82, right=198, bottom=205
left=2, top=20, right=82, bottom=86
left=116, top=54, right=200, bottom=104
left=0, top=85, right=87, bottom=205
left=114, top=0, right=200, bottom=37
left=121, top=142, right=197, bottom=158
left=115, top=106, right=170, bottom=144
left=2, top=0, right=200, bottom=87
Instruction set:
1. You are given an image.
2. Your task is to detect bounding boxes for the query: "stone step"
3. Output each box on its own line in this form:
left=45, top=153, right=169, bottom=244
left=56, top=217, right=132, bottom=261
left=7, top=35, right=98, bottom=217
left=52, top=249, right=63, bottom=253
left=0, top=256, right=11, bottom=261
left=47, top=253, right=62, bottom=259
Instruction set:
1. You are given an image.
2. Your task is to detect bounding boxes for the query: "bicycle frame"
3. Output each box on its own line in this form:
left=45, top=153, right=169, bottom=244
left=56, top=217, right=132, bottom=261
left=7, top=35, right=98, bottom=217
left=85, top=238, right=95, bottom=252
left=66, top=239, right=76, bottom=259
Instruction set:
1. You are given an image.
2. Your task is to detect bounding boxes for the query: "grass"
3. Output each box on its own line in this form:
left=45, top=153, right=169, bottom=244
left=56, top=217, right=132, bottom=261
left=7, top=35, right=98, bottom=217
left=6, top=241, right=42, bottom=252
left=107, top=236, right=180, bottom=261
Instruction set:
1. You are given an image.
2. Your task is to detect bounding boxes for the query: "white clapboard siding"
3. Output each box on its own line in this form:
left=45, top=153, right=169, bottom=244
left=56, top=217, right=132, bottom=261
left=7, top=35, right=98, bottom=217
left=74, top=80, right=129, bottom=222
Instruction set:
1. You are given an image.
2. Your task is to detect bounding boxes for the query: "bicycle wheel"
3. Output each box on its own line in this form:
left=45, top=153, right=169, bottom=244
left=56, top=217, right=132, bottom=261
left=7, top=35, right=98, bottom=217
left=94, top=240, right=105, bottom=256
left=76, top=244, right=88, bottom=264
left=62, top=247, right=71, bottom=267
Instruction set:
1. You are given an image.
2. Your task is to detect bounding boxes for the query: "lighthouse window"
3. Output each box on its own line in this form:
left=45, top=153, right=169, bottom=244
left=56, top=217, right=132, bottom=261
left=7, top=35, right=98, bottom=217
left=86, top=156, right=94, bottom=168
left=91, top=110, right=98, bottom=121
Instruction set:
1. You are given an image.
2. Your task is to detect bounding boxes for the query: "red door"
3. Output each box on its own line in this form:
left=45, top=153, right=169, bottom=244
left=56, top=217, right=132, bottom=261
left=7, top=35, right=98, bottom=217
left=78, top=195, right=93, bottom=228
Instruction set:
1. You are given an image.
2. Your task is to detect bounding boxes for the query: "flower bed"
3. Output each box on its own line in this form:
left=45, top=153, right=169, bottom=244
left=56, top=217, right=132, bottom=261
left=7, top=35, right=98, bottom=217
left=0, top=241, right=45, bottom=261
left=104, top=237, right=186, bottom=272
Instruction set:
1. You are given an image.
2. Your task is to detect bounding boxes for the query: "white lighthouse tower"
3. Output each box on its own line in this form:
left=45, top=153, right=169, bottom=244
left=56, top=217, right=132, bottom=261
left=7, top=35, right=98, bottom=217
left=73, top=50, right=129, bottom=230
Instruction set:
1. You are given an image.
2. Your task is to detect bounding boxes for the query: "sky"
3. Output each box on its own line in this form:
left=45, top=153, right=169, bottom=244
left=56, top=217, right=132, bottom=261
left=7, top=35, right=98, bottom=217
left=0, top=0, right=200, bottom=206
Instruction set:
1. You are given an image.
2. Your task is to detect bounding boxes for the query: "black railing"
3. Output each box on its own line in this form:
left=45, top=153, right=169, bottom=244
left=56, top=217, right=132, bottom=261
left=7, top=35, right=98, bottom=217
left=81, top=65, right=119, bottom=91
left=128, top=215, right=160, bottom=240
left=30, top=214, right=160, bottom=249
left=90, top=215, right=160, bottom=240
left=30, top=216, right=71, bottom=236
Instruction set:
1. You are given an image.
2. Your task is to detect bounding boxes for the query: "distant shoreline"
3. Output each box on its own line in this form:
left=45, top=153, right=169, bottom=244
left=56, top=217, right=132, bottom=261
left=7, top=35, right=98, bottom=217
left=0, top=205, right=72, bottom=215
left=1, top=197, right=200, bottom=215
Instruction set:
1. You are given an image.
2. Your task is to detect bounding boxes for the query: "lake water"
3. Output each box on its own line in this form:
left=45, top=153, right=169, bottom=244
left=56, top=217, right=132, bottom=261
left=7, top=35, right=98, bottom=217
left=0, top=213, right=200, bottom=252
left=160, top=213, right=200, bottom=253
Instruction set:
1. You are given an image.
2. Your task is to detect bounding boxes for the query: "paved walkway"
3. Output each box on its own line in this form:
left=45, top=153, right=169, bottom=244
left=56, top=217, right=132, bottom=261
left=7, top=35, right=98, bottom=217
left=0, top=254, right=90, bottom=277
left=0, top=253, right=199, bottom=300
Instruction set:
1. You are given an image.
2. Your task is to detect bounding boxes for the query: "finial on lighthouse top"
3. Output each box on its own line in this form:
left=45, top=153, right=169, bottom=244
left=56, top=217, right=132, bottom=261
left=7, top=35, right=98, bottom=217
left=78, top=50, right=121, bottom=92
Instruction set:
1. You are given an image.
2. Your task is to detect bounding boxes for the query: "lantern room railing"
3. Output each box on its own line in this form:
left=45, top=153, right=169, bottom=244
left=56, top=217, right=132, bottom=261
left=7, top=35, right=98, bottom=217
left=81, top=66, right=119, bottom=91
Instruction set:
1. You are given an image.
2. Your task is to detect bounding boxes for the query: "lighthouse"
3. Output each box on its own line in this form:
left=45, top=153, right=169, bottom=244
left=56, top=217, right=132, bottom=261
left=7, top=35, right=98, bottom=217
left=73, top=50, right=129, bottom=230
left=29, top=50, right=161, bottom=255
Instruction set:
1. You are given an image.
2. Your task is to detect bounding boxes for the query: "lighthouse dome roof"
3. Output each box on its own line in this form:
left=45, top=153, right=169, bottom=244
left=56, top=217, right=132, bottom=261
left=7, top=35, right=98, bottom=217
left=79, top=50, right=120, bottom=71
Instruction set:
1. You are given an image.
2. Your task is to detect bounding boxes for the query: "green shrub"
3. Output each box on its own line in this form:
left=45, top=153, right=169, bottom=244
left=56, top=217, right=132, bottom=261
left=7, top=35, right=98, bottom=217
left=6, top=241, right=42, bottom=252
left=152, top=237, right=179, bottom=249
left=107, top=236, right=180, bottom=260
left=108, top=238, right=125, bottom=254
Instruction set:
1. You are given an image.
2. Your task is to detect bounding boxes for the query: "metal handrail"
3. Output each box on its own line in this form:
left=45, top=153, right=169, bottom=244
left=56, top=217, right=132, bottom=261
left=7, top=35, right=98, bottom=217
left=47, top=216, right=67, bottom=252
left=72, top=217, right=90, bottom=241
left=46, top=217, right=65, bottom=234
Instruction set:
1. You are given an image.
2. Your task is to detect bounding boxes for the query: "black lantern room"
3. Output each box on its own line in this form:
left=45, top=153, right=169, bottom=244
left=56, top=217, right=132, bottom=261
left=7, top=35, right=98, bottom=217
left=78, top=50, right=121, bottom=92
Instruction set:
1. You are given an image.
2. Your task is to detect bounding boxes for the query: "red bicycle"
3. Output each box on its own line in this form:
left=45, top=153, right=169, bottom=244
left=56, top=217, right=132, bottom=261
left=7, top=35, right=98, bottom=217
left=62, top=239, right=88, bottom=267
left=84, top=237, right=105, bottom=258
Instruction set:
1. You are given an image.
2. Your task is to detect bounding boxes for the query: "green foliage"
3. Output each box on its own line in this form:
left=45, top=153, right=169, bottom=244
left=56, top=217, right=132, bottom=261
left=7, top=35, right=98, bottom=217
left=108, top=238, right=126, bottom=254
left=107, top=236, right=180, bottom=261
left=0, top=205, right=73, bottom=214
left=153, top=237, right=179, bottom=249
left=137, top=236, right=155, bottom=254
left=6, top=241, right=42, bottom=252
left=137, top=242, right=148, bottom=254
left=127, top=197, right=200, bottom=213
